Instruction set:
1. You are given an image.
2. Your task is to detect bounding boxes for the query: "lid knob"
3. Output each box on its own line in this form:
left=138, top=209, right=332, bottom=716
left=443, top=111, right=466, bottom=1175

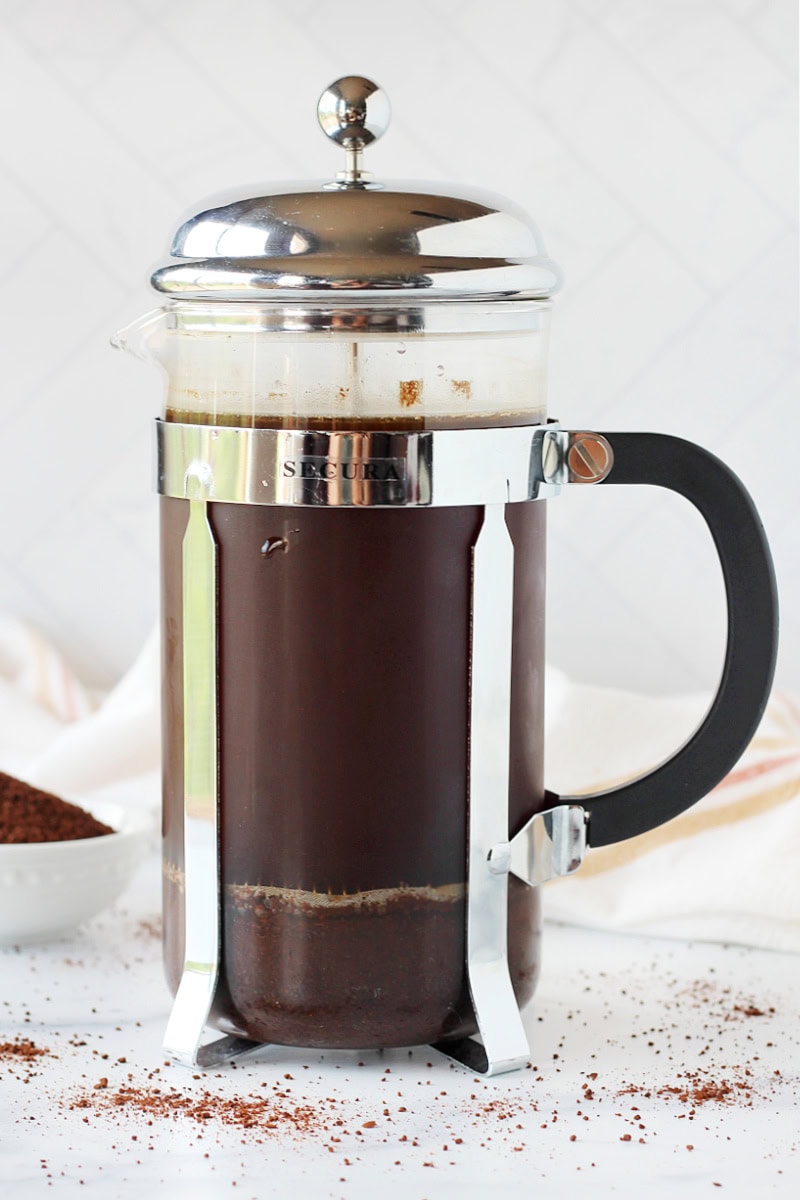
left=317, top=76, right=390, bottom=186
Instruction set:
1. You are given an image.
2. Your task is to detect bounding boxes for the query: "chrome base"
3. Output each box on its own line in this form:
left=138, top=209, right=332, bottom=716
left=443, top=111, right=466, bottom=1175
left=162, top=420, right=595, bottom=1073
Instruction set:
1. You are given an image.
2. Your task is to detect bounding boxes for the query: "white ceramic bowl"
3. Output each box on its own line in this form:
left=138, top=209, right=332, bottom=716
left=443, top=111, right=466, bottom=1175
left=0, top=803, right=154, bottom=944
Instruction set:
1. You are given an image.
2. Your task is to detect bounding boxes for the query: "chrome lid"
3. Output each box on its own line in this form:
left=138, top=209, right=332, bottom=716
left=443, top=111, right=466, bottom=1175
left=151, top=76, right=561, bottom=303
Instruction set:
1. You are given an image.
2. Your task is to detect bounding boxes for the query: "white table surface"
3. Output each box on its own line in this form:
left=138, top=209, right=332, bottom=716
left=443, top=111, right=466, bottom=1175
left=2, top=852, right=798, bottom=1200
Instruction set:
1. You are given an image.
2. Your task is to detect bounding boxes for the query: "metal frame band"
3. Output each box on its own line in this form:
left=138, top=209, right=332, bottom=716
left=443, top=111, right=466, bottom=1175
left=157, top=419, right=613, bottom=509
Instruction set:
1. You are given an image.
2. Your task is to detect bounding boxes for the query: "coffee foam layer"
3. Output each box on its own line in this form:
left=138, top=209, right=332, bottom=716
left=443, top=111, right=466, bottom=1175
left=164, top=863, right=464, bottom=907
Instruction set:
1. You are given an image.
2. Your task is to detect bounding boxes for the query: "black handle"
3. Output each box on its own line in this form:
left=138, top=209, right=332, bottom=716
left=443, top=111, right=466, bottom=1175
left=555, top=432, right=778, bottom=848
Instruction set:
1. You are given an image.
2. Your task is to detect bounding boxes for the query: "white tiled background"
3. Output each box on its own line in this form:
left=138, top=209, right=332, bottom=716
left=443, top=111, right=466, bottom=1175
left=0, top=0, right=797, bottom=698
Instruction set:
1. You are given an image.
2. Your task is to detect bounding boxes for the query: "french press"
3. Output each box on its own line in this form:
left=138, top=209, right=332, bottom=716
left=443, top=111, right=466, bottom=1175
left=118, top=77, right=778, bottom=1076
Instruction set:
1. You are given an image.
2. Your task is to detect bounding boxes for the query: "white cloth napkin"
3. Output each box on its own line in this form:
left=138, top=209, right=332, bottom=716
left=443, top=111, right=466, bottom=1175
left=0, top=614, right=160, bottom=817
left=1, top=615, right=797, bottom=952
left=544, top=673, right=800, bottom=952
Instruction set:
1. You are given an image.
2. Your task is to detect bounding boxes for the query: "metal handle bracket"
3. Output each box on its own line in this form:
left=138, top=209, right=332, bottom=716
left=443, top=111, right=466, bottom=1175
left=505, top=804, right=587, bottom=888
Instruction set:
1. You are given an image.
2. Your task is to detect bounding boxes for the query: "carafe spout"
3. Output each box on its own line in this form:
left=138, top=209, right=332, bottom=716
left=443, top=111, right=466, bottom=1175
left=111, top=308, right=168, bottom=364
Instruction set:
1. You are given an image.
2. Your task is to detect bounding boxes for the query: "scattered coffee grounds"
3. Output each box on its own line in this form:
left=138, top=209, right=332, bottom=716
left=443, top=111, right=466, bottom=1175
left=661, top=1078, right=740, bottom=1105
left=2, top=934, right=793, bottom=1187
left=0, top=772, right=113, bottom=843
left=71, top=1082, right=337, bottom=1140
left=0, top=1037, right=51, bottom=1084
left=620, top=1072, right=754, bottom=1107
left=0, top=1037, right=48, bottom=1062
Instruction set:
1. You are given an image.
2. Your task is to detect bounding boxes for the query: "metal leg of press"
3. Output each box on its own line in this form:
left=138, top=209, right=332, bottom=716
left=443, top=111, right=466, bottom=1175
left=162, top=476, right=264, bottom=1069
left=432, top=503, right=531, bottom=1076
left=431, top=504, right=589, bottom=1076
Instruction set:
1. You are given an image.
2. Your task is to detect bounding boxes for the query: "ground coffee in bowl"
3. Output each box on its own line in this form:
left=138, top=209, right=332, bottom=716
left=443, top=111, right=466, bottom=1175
left=0, top=772, right=113, bottom=843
